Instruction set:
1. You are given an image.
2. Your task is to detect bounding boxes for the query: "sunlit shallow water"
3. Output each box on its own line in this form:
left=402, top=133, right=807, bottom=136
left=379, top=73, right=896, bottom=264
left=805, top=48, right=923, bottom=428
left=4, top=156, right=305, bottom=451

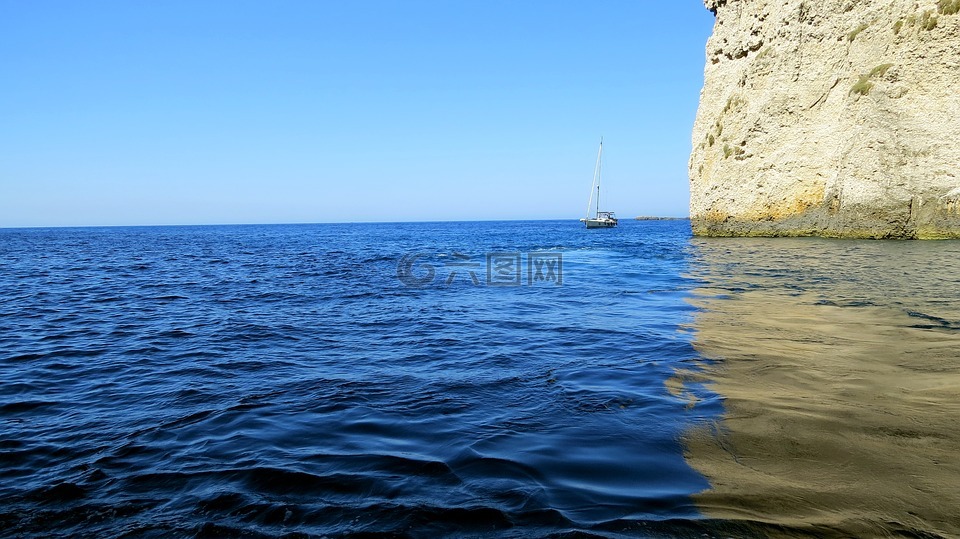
left=682, top=237, right=960, bottom=538
left=1, top=221, right=958, bottom=538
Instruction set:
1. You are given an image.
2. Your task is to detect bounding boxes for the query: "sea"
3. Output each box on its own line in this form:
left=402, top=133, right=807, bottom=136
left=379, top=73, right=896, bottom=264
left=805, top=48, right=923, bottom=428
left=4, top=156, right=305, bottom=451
left=1, top=220, right=958, bottom=538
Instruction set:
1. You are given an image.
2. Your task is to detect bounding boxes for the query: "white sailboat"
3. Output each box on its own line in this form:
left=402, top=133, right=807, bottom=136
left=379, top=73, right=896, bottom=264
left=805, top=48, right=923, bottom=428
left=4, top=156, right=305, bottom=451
left=580, top=138, right=618, bottom=228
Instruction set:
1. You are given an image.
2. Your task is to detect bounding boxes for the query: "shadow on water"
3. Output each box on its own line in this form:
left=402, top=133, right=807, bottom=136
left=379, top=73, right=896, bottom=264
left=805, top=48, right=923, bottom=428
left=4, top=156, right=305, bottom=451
left=680, top=237, right=960, bottom=538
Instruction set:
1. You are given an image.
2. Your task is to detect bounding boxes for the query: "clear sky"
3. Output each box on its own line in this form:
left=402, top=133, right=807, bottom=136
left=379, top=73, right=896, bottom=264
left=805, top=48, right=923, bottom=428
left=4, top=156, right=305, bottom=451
left=0, top=1, right=716, bottom=227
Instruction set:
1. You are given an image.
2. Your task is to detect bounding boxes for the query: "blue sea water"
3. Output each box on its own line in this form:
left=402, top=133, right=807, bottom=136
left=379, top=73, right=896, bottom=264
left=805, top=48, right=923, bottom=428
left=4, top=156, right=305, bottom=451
left=5, top=220, right=959, bottom=538
left=0, top=220, right=725, bottom=538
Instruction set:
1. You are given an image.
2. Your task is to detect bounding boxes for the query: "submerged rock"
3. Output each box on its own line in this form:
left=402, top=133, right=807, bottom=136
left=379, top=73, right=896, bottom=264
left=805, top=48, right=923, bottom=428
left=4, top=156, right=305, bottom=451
left=689, top=0, right=960, bottom=238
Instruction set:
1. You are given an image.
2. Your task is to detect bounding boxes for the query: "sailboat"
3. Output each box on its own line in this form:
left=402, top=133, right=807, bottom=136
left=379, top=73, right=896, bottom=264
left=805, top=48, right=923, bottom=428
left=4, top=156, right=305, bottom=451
left=580, top=138, right=618, bottom=228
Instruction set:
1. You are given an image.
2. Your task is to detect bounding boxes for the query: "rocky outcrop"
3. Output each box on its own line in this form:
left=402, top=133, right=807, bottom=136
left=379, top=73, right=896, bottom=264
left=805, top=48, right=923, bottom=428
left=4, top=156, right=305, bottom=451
left=689, top=0, right=960, bottom=238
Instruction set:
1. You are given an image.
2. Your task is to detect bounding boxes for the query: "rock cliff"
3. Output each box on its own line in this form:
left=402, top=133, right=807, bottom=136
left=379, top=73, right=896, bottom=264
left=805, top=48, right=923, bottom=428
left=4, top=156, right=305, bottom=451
left=689, top=0, right=960, bottom=238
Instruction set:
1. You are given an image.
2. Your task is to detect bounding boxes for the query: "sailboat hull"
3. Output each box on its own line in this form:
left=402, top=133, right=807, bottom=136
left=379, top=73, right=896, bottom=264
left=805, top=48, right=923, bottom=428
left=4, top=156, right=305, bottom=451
left=583, top=218, right=617, bottom=228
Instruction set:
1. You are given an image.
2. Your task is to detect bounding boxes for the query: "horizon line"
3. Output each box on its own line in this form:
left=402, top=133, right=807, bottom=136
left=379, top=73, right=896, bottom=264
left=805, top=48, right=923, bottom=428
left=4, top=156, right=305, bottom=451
left=0, top=216, right=692, bottom=231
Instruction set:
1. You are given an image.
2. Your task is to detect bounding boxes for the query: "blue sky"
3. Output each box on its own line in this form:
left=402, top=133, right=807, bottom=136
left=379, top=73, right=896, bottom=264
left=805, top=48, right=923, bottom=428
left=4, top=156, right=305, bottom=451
left=0, top=1, right=716, bottom=227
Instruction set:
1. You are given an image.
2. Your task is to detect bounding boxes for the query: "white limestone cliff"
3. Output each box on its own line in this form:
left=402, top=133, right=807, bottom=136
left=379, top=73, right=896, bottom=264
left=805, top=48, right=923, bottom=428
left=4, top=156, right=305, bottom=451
left=689, top=0, right=960, bottom=238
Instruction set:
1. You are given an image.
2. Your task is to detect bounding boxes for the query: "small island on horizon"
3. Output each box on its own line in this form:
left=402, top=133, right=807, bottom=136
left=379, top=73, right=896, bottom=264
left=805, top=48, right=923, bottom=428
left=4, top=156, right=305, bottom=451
left=634, top=216, right=691, bottom=221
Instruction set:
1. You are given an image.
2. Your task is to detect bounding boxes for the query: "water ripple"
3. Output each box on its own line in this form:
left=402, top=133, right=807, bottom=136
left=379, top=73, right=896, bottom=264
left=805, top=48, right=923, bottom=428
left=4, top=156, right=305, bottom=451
left=1, top=221, right=719, bottom=537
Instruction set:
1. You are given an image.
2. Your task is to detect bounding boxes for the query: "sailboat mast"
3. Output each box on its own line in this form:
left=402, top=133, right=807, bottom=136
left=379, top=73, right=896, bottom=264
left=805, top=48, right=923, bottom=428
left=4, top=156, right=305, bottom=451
left=586, top=138, right=603, bottom=219
left=596, top=138, right=602, bottom=218
left=585, top=138, right=603, bottom=220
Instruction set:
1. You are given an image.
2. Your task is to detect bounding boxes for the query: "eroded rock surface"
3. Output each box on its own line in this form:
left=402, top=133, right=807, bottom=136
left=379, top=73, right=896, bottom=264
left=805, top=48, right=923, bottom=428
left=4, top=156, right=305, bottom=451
left=690, top=0, right=960, bottom=238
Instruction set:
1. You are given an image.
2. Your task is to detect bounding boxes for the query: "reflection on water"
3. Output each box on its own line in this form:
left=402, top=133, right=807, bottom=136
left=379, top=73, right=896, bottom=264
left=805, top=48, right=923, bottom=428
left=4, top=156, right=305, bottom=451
left=682, top=238, right=960, bottom=537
